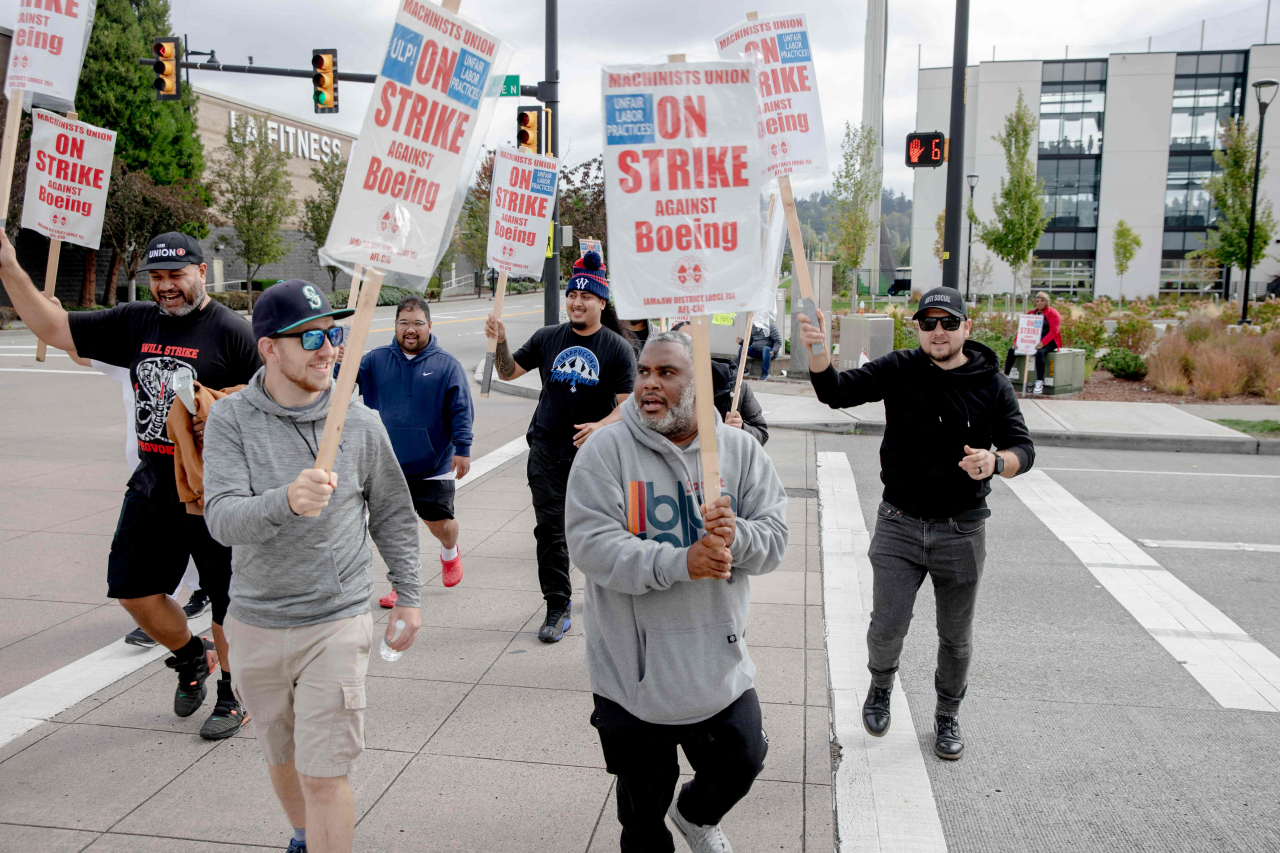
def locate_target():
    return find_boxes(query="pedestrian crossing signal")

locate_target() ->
[152,38,181,102]
[905,132,945,168]
[312,49,338,114]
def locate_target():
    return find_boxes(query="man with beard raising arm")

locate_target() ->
[566,331,788,853]
[798,286,1034,760]
[485,251,636,643]
[0,230,259,739]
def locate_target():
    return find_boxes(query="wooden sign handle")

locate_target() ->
[480,269,509,397]
[346,263,365,308]
[308,268,384,511]
[730,311,753,414]
[779,175,824,355]
[689,316,721,503]
[36,110,76,363]
[0,95,23,230]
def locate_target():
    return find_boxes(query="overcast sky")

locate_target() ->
[9,0,1275,199]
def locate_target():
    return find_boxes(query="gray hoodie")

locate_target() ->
[203,368,422,629]
[566,397,789,725]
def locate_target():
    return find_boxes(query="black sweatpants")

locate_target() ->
[591,689,768,853]
[527,441,574,609]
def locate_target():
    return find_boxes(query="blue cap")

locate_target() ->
[251,280,354,341]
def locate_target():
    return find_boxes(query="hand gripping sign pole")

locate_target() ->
[480,270,508,397]
[779,175,823,355]
[35,110,78,362]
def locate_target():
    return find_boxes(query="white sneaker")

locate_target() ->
[667,797,733,853]
[1033,380,1044,395]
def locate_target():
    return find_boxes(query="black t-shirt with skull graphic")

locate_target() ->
[69,299,261,503]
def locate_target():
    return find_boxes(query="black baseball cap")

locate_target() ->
[138,232,204,271]
[252,280,354,341]
[913,286,968,320]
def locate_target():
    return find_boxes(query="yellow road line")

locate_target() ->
[369,308,542,334]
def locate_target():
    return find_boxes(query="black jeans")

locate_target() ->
[866,501,987,716]
[1003,340,1058,381]
[527,442,574,609]
[591,689,768,853]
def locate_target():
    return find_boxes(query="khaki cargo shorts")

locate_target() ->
[225,611,373,778]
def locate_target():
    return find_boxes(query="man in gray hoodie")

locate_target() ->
[566,331,789,853]
[203,281,423,853]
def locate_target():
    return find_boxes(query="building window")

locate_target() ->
[1040,61,1106,156]
[1159,258,1224,295]
[1169,52,1245,151]
[1032,259,1095,297]
[1039,158,1100,227]
[1165,154,1218,227]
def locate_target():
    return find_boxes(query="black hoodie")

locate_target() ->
[810,340,1034,520]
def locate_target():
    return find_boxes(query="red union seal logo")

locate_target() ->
[769,142,779,158]
[671,255,705,294]
[176,248,185,256]
[780,139,791,156]
[377,204,404,237]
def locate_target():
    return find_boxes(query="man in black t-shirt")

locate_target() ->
[485,251,636,643]
[0,230,260,740]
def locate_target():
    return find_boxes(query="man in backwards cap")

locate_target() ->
[798,287,1035,761]
[0,230,259,740]
[203,281,423,853]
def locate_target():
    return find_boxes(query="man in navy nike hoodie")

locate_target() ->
[349,295,473,598]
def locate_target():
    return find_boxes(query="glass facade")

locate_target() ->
[1036,60,1105,287]
[1163,51,1246,290]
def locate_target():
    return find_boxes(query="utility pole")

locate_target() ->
[941,0,970,290]
[542,0,560,327]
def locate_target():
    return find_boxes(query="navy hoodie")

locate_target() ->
[355,335,474,479]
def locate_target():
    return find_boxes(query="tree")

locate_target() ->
[829,122,881,270]
[456,148,495,271]
[1191,117,1277,279]
[933,212,946,269]
[971,253,995,297]
[300,155,346,289]
[970,90,1049,299]
[1112,219,1142,305]
[558,156,607,278]
[208,119,296,284]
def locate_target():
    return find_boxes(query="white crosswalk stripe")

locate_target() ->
[817,451,947,853]
[1005,470,1280,713]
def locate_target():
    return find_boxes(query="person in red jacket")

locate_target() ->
[1003,291,1063,395]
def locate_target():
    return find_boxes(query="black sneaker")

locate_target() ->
[200,679,248,740]
[166,637,216,718]
[285,839,307,853]
[537,601,571,643]
[124,627,157,648]
[183,589,210,619]
[935,714,964,760]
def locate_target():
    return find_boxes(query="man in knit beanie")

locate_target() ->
[485,252,637,642]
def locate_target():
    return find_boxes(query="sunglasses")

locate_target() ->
[917,316,964,332]
[273,326,347,350]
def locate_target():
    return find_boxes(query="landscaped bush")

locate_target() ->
[1190,342,1246,399]
[208,292,252,311]
[1109,314,1156,355]
[1145,317,1280,400]
[1146,334,1192,395]
[967,305,1015,355]
[1056,301,1107,357]
[0,306,17,329]
[1098,347,1147,380]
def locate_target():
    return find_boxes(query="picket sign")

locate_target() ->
[346,263,365,309]
[0,98,23,229]
[34,110,78,362]
[309,0,465,490]
[480,269,508,397]
[729,192,778,412]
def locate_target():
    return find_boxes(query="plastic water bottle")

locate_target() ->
[380,619,405,662]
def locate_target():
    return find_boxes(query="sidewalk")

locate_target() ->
[480,365,1280,455]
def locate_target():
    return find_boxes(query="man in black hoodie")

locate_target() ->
[799,286,1033,761]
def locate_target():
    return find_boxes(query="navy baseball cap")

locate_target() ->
[252,280,354,341]
[138,232,204,271]
[913,286,968,320]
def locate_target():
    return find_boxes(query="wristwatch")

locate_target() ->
[991,454,1005,477]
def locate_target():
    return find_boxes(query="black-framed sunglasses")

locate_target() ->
[273,326,347,350]
[917,316,964,332]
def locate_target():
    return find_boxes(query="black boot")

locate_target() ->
[862,684,891,737]
[934,714,963,760]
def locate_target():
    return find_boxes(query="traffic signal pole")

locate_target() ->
[941,0,969,291]
[541,0,561,327]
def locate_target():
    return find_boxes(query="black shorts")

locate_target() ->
[106,488,232,624]
[407,478,456,522]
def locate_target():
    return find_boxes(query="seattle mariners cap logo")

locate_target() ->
[303,285,322,309]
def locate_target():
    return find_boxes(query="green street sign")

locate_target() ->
[501,75,520,97]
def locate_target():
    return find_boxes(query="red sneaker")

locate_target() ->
[442,548,463,588]
[379,590,398,609]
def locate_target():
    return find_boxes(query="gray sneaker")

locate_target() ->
[667,793,733,853]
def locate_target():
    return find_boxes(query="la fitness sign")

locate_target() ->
[227,110,347,163]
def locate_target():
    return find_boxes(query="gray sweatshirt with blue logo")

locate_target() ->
[565,397,789,724]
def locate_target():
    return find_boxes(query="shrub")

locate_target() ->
[1191,342,1246,399]
[967,305,1015,356]
[1098,347,1147,380]
[208,292,252,311]
[1146,334,1191,395]
[1058,303,1107,357]
[0,306,18,329]
[1233,334,1276,396]
[1127,298,1153,317]
[1153,301,1180,319]
[1109,315,1156,355]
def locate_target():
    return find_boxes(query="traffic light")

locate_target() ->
[152,37,180,101]
[905,132,945,168]
[312,49,338,114]
[517,106,552,155]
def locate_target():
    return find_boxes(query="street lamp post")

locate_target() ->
[1242,78,1278,324]
[965,174,978,301]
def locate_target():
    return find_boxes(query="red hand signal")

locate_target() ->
[908,137,924,164]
